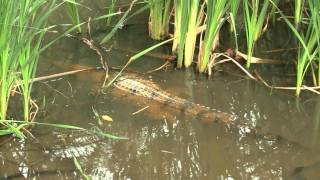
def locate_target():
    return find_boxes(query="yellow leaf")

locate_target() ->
[101,115,113,122]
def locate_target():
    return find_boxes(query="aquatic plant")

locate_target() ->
[65,0,82,33]
[172,0,182,53]
[0,0,59,136]
[295,0,320,95]
[197,0,229,72]
[106,0,118,26]
[229,0,241,31]
[148,0,171,40]
[176,0,189,68]
[101,0,145,44]
[243,0,269,69]
[295,0,305,28]
[269,0,320,96]
[269,0,279,24]
[184,0,200,67]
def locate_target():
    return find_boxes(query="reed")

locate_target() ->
[295,0,320,95]
[0,0,59,136]
[294,0,304,28]
[184,0,200,67]
[0,0,17,123]
[100,0,144,44]
[269,0,320,96]
[176,0,189,68]
[229,0,241,31]
[65,0,82,33]
[243,0,269,68]
[148,0,171,40]
[172,0,182,53]
[270,0,279,24]
[197,0,228,72]
[106,0,117,26]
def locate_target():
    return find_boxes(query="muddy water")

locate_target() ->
[1,2,320,180]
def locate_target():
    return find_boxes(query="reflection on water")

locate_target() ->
[1,5,320,180]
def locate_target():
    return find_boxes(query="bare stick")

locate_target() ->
[145,61,171,74]
[14,67,100,87]
[236,50,294,64]
[132,106,149,115]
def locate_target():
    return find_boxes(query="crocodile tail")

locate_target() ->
[196,110,234,125]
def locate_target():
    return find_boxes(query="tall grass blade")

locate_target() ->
[184,0,200,67]
[148,0,171,40]
[243,0,269,68]
[65,0,82,33]
[198,0,228,72]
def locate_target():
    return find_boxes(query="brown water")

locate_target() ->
[1,1,320,180]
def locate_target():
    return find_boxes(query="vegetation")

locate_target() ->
[146,0,320,95]
[2,0,320,139]
[0,0,60,137]
[197,0,228,72]
[0,0,126,137]
[148,0,171,40]
[243,0,269,68]
[66,0,82,33]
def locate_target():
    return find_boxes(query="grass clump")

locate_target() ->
[243,0,269,68]
[197,0,229,72]
[0,0,59,136]
[148,0,171,40]
[65,0,82,33]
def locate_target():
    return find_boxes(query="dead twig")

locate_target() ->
[236,50,293,64]
[15,67,100,87]
[132,106,149,115]
[211,53,256,80]
[29,98,39,122]
[255,71,320,94]
[144,61,171,74]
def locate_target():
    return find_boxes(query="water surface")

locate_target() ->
[1,1,320,179]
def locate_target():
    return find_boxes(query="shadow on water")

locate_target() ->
[1,2,320,180]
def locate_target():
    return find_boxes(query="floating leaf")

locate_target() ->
[101,115,113,122]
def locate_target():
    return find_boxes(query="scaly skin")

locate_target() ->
[113,74,234,125]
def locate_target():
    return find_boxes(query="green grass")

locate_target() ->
[243,0,269,69]
[148,0,171,40]
[198,0,229,72]
[0,0,126,137]
[270,0,320,96]
[0,0,60,136]
[176,0,189,68]
[106,0,118,26]
[184,0,200,67]
[65,0,82,33]
[172,0,182,53]
[229,0,241,31]
[295,0,305,28]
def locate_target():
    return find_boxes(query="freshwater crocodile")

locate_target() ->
[111,74,234,125]
[50,62,310,144]
[108,73,311,147]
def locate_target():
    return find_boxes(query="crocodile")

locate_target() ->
[49,61,234,125]
[111,74,234,125]
[47,61,320,160]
